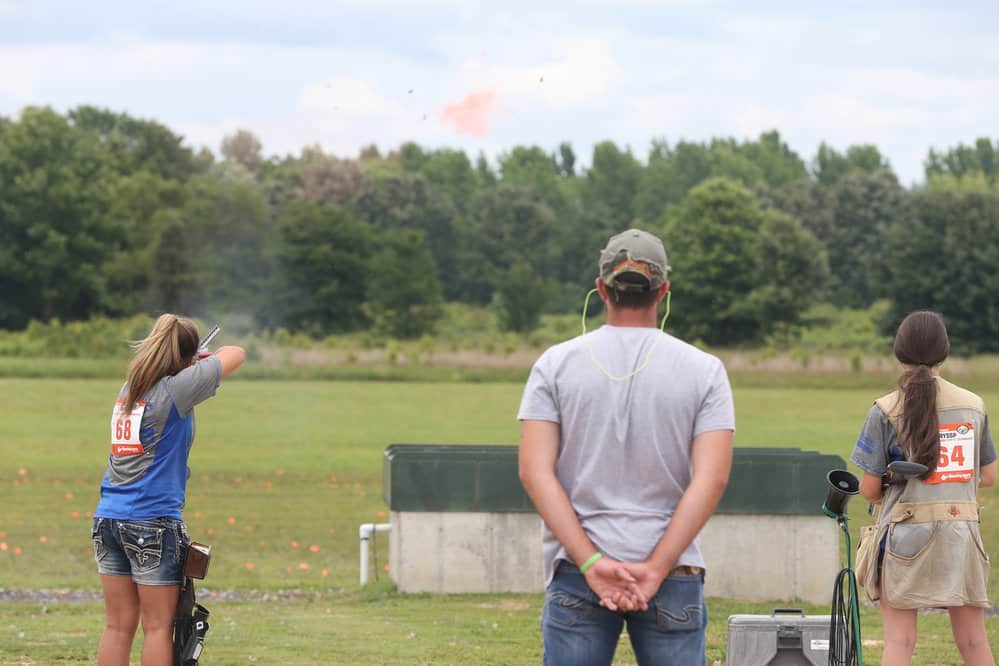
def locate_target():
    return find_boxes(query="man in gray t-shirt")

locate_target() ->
[518,229,734,666]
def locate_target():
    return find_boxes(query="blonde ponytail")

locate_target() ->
[123,314,199,412]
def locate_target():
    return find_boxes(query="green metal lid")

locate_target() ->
[383,444,532,512]
[383,444,846,515]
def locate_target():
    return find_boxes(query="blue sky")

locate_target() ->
[1,1,996,184]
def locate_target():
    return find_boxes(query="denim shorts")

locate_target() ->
[92,517,189,585]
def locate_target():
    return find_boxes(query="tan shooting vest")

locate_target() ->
[863,377,990,608]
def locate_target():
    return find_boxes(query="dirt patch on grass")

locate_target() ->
[261,346,999,377]
[471,599,532,611]
[0,588,347,604]
[4,589,997,618]
[265,347,543,369]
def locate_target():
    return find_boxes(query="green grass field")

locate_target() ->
[1,378,996,664]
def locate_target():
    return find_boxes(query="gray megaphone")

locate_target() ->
[822,469,860,517]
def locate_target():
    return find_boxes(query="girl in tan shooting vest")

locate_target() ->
[850,311,997,666]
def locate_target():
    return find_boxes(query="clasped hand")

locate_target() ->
[583,558,664,612]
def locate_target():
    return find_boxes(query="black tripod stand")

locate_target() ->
[822,469,862,666]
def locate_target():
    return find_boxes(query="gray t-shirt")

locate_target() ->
[517,325,735,585]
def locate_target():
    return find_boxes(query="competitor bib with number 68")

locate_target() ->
[111,398,146,456]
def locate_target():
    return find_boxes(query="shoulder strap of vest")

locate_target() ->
[937,377,985,485]
[876,378,985,416]
[935,377,986,414]
[874,391,901,419]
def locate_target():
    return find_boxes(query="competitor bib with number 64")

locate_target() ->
[111,399,146,456]
[925,422,975,484]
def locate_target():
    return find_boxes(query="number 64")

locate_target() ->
[938,444,965,468]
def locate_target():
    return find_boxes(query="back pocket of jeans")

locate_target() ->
[117,521,164,573]
[654,580,704,632]
[545,589,594,629]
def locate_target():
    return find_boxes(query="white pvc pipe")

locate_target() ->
[359,522,392,585]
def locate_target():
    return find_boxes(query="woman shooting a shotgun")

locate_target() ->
[850,311,996,665]
[91,315,244,666]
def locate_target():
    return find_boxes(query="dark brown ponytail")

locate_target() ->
[892,311,949,476]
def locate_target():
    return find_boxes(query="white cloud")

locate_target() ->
[0,39,451,159]
[177,82,447,160]
[0,5,996,185]
[479,37,621,110]
[802,94,927,133]
[0,52,35,100]
[576,0,700,6]
[300,79,401,118]
[630,93,693,131]
[733,105,788,138]
[125,42,205,70]
[719,13,819,44]
[291,79,449,157]
[847,67,999,107]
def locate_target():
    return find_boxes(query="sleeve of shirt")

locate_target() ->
[980,413,997,466]
[165,356,222,417]
[850,405,889,475]
[692,359,735,436]
[517,354,560,423]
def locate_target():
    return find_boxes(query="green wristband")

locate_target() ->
[579,551,603,574]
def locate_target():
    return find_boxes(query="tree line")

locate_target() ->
[1,105,998,351]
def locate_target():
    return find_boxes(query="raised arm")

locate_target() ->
[212,345,245,379]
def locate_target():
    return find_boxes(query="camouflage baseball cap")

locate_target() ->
[599,229,670,292]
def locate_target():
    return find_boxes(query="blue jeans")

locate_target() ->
[92,517,189,585]
[542,561,707,666]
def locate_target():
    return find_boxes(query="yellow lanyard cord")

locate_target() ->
[580,289,671,382]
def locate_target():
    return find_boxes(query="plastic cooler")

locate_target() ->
[727,609,831,665]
